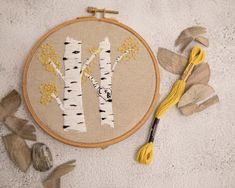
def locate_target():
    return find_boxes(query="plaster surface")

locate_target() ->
[0,0,234,188]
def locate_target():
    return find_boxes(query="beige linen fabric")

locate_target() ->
[26,20,157,143]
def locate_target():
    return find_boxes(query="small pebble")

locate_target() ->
[32,143,53,172]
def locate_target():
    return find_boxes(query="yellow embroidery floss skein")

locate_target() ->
[136,46,206,165]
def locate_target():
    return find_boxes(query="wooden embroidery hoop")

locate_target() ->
[22,10,160,148]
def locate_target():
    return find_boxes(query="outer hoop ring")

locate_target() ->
[22,16,160,148]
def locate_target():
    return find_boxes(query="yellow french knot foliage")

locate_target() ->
[39,44,62,74]
[40,83,58,105]
[118,37,139,61]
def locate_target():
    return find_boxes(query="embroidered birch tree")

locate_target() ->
[39,39,101,132]
[39,39,86,132]
[62,37,86,132]
[39,36,138,131]
[62,37,101,132]
[97,38,114,127]
[97,37,139,127]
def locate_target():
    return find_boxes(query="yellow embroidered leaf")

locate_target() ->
[40,83,58,105]
[39,44,62,75]
[118,37,139,61]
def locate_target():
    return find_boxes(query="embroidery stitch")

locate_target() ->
[39,44,62,77]
[38,36,139,131]
[40,83,64,111]
[63,37,86,132]
[97,37,139,127]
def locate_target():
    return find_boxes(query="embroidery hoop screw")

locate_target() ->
[87,7,119,18]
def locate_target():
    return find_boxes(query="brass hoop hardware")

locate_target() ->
[87,7,119,18]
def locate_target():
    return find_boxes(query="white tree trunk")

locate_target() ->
[98,37,114,127]
[62,37,86,132]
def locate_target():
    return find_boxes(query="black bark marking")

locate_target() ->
[63,57,68,60]
[64,86,70,89]
[72,51,80,54]
[104,72,110,75]
[99,109,106,112]
[77,122,84,124]
[62,113,67,116]
[106,50,111,53]
[65,68,70,71]
[77,113,82,115]
[63,125,70,129]
[101,118,106,120]
[70,104,77,107]
[73,66,78,69]
[107,99,112,102]
[100,59,104,60]
[63,98,68,101]
[64,42,69,45]
[67,90,72,92]
[101,77,106,80]
[70,81,77,84]
[77,94,82,96]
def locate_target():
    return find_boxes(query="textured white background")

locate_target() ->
[0,0,235,188]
